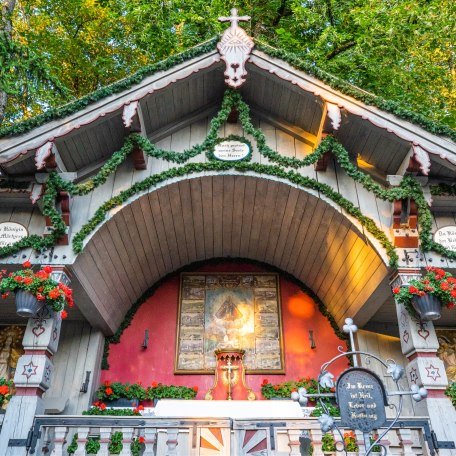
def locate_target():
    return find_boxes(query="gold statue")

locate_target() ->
[221,359,239,400]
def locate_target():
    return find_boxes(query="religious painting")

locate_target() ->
[175,273,284,373]
[436,328,456,382]
[0,325,25,381]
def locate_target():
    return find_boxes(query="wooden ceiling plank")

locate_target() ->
[114,208,149,292]
[312,217,351,292]
[305,212,346,287]
[130,199,162,285]
[239,175,256,258]
[178,180,198,263]
[222,175,235,256]
[257,180,282,261]
[86,241,128,311]
[94,225,136,302]
[246,178,268,260]
[188,178,205,262]
[297,203,338,286]
[105,214,143,296]
[212,175,224,258]
[200,176,214,259]
[277,190,311,270]
[230,176,247,258]
[138,192,167,277]
[288,197,325,276]
[263,183,290,265]
[157,186,184,269]
[189,118,209,163]
[317,227,362,302]
[272,186,300,266]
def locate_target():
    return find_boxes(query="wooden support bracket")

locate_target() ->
[392,199,418,247]
[122,101,148,170]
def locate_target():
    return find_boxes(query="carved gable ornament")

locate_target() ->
[217,9,254,88]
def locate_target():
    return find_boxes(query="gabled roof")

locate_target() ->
[0,36,455,181]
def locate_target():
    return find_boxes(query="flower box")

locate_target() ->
[105,398,139,408]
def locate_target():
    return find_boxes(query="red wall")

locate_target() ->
[101,262,349,398]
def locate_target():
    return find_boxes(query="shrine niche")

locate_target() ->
[175,273,284,374]
[0,325,25,380]
[436,328,456,382]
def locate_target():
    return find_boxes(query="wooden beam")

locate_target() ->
[123,101,148,170]
[35,142,67,172]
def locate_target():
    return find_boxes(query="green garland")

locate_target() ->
[101,257,348,370]
[1,89,456,267]
[430,183,456,197]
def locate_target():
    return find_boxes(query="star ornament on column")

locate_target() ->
[409,367,418,384]
[22,361,38,379]
[425,364,441,381]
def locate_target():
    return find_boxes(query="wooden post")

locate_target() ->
[0,267,70,456]
[391,269,456,452]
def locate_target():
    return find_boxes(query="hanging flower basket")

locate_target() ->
[411,294,442,321]
[0,261,73,319]
[15,289,45,318]
[393,266,456,321]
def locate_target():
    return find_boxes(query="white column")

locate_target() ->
[391,269,456,455]
[0,267,69,456]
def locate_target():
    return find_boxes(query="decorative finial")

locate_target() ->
[217,9,254,89]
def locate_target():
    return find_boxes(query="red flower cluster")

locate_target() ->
[192,386,198,392]
[0,385,10,395]
[133,404,144,414]
[261,379,269,386]
[105,387,113,396]
[138,436,145,444]
[93,401,107,410]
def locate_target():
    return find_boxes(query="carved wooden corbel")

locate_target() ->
[122,101,147,170]
[392,198,418,248]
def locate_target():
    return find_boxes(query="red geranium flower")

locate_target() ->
[105,387,113,396]
[448,302,456,309]
[408,286,419,294]
[48,288,60,299]
[61,310,68,319]
[192,386,198,392]
[43,266,52,274]
[22,260,32,268]
[440,282,450,291]
[1,293,9,299]
[261,379,269,386]
[0,385,10,395]
[151,381,158,388]
[138,436,145,444]
[104,380,111,387]
[36,293,45,301]
[23,277,33,285]
[273,385,279,391]
[392,287,400,294]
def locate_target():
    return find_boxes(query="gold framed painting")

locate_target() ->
[175,273,285,374]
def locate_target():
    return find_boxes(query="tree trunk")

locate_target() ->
[0,0,17,125]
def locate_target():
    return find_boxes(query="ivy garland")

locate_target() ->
[430,183,456,197]
[1,89,456,267]
[102,257,348,370]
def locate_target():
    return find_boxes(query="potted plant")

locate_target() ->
[0,378,14,412]
[108,431,123,455]
[131,436,145,456]
[343,431,358,456]
[96,381,147,407]
[261,377,330,401]
[370,435,382,456]
[321,433,336,456]
[83,401,144,416]
[147,382,198,405]
[393,266,456,321]
[0,261,73,318]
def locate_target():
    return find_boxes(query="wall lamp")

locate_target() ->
[309,330,316,349]
[142,329,149,349]
[80,371,91,393]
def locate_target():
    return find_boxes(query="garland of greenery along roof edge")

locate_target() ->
[1,89,456,267]
[255,42,456,143]
[101,257,349,370]
[1,37,455,145]
[430,183,456,197]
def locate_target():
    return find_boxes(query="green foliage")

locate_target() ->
[96,381,147,401]
[0,377,14,406]
[430,184,456,197]
[85,437,100,455]
[82,405,142,416]
[310,402,340,418]
[261,377,330,399]
[321,433,336,452]
[108,431,123,455]
[131,437,145,456]
[66,433,78,454]
[445,382,456,409]
[147,383,198,400]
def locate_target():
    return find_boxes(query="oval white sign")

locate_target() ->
[0,222,28,248]
[214,141,250,161]
[434,225,456,252]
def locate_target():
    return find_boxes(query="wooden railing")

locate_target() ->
[28,415,434,455]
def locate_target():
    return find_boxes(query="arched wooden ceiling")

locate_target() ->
[70,174,390,334]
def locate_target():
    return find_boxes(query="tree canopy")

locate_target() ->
[1,0,455,128]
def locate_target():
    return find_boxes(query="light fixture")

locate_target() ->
[142,329,149,349]
[309,330,316,349]
[80,371,91,393]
